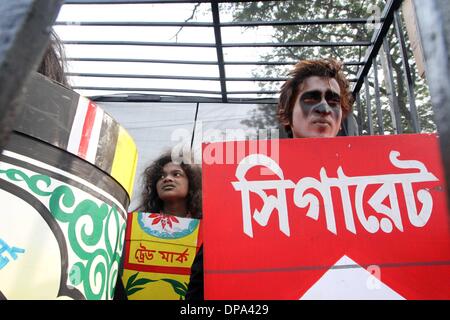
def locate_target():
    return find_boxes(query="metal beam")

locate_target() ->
[0,0,64,152]
[373,57,384,134]
[66,57,220,65]
[62,0,314,4]
[65,57,364,66]
[64,0,210,4]
[55,18,378,28]
[72,86,279,95]
[393,10,420,132]
[62,40,371,48]
[69,73,222,81]
[63,40,218,47]
[355,92,364,135]
[66,72,289,82]
[55,21,213,27]
[66,72,357,83]
[382,37,402,134]
[352,0,403,95]
[73,86,223,95]
[211,0,227,102]
[190,102,200,149]
[221,41,371,48]
[364,76,374,135]
[90,93,278,104]
[414,0,450,214]
[220,18,381,27]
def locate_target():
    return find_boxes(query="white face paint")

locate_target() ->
[290,76,343,138]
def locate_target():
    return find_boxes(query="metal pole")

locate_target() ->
[382,37,403,134]
[373,57,384,134]
[355,93,364,135]
[190,102,200,150]
[364,76,374,135]
[211,0,227,103]
[414,0,450,214]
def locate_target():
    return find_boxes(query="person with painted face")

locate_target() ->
[278,58,353,139]
[186,58,353,301]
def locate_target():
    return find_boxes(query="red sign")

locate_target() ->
[202,134,450,299]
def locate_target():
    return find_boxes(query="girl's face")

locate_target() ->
[156,162,189,202]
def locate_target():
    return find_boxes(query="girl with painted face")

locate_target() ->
[136,152,202,218]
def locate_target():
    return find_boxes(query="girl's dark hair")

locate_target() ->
[135,152,202,219]
[38,29,69,87]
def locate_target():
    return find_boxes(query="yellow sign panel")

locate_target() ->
[122,212,202,300]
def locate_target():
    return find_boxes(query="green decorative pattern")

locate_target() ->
[125,272,158,296]
[161,278,188,300]
[0,166,126,300]
[124,272,188,299]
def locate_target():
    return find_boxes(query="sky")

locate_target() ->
[54,2,279,98]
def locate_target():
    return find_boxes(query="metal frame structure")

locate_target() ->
[54,0,420,140]
[55,0,425,138]
[56,0,402,105]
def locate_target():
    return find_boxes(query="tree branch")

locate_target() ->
[170,2,201,41]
